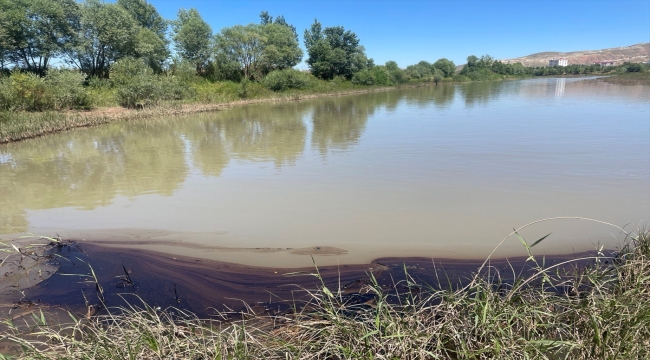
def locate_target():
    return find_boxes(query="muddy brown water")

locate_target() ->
[0,78,648,314]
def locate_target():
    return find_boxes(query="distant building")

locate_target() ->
[549,58,568,67]
[594,60,616,67]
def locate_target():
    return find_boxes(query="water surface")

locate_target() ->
[1,78,648,267]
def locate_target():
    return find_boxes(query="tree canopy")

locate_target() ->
[1,0,79,74]
[66,0,142,78]
[171,8,212,73]
[304,19,369,80]
[214,15,302,80]
[433,58,456,78]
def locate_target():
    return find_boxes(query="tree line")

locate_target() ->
[1,0,647,111]
[0,0,459,82]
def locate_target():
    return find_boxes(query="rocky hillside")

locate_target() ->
[501,43,649,67]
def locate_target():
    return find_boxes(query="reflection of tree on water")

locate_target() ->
[199,103,309,169]
[0,124,188,233]
[402,84,456,109]
[457,80,521,107]
[185,119,229,177]
[311,97,372,155]
[431,83,455,108]
[1,84,465,233]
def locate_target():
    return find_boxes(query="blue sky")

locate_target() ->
[146,0,650,67]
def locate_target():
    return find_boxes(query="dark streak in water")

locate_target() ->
[15,243,600,318]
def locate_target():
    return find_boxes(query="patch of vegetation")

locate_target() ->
[3,227,649,359]
[0,70,90,111]
[601,70,650,85]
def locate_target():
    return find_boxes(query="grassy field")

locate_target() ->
[2,227,648,359]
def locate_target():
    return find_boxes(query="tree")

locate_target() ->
[117,0,166,40]
[433,58,456,78]
[260,11,298,42]
[117,0,168,70]
[259,23,302,74]
[1,0,80,74]
[133,27,168,72]
[303,19,368,80]
[214,22,302,80]
[214,24,264,80]
[172,8,212,73]
[385,61,398,72]
[67,0,140,78]
[0,1,13,70]
[257,11,301,73]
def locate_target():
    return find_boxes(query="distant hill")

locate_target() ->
[501,43,650,67]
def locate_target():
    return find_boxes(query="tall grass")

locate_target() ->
[2,227,649,359]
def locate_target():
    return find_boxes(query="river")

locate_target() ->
[1,77,648,268]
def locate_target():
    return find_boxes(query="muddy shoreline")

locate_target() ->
[1,240,603,321]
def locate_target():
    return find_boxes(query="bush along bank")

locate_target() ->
[2,228,649,359]
[3,57,649,144]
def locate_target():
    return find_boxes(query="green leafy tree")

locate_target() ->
[304,19,368,80]
[117,0,166,40]
[67,0,140,78]
[1,0,80,74]
[171,8,212,73]
[133,27,168,72]
[117,0,169,70]
[259,11,298,42]
[214,24,264,80]
[259,23,302,74]
[257,12,302,74]
[385,61,398,72]
[214,22,302,80]
[0,1,13,70]
[433,58,456,78]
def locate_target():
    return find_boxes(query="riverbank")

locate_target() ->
[600,71,650,85]
[2,229,648,359]
[0,82,426,144]
[4,70,646,145]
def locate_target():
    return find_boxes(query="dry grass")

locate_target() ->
[2,225,649,359]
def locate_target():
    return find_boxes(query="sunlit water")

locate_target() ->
[1,78,648,267]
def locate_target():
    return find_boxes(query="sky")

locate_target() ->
[146,0,650,67]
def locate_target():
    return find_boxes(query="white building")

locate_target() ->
[549,58,568,67]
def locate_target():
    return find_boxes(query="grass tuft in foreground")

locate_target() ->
[2,229,649,359]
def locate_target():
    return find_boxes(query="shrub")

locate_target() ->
[45,69,90,110]
[370,66,391,86]
[388,68,409,84]
[262,69,312,91]
[88,76,111,90]
[351,69,375,86]
[170,60,200,85]
[0,71,50,111]
[111,58,194,108]
[626,63,642,73]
